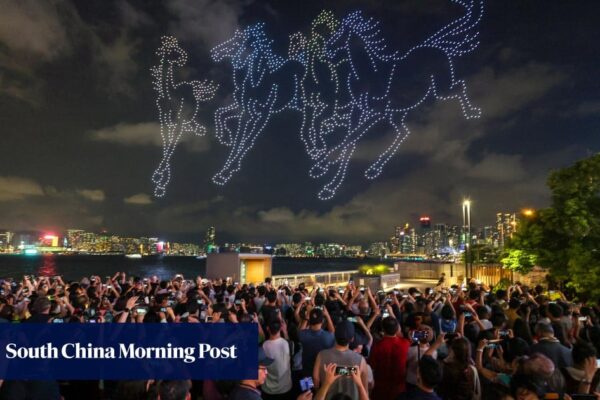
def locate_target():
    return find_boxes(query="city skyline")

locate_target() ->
[0,1,598,243]
[0,207,524,254]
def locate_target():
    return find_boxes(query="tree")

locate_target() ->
[463,243,501,264]
[505,154,600,299]
[500,249,537,274]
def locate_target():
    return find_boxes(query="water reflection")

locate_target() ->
[38,254,57,277]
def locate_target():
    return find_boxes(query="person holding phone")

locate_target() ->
[313,320,368,399]
[299,308,335,379]
[314,363,368,400]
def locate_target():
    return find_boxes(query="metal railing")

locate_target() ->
[272,264,547,289]
[272,270,357,288]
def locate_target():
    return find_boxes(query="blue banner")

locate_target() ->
[0,323,258,380]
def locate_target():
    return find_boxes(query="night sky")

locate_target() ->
[0,0,598,244]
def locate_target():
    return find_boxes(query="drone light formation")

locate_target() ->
[150,36,218,197]
[210,23,304,186]
[152,0,483,200]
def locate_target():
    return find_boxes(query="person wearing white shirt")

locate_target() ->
[262,319,293,399]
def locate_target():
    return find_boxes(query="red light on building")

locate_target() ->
[420,216,431,228]
[41,234,59,247]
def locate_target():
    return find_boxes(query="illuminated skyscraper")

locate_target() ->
[368,242,389,258]
[204,226,216,254]
[67,229,84,249]
[0,231,13,252]
[496,213,517,248]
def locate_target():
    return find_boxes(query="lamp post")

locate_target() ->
[462,199,472,280]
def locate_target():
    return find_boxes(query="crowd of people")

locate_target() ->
[0,272,599,400]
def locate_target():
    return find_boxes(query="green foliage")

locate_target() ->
[358,264,391,275]
[506,154,600,299]
[501,249,537,274]
[492,278,512,293]
[461,244,501,264]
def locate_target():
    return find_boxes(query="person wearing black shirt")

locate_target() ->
[397,356,443,400]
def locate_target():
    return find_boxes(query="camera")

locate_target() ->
[347,316,358,323]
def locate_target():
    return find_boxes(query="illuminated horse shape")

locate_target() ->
[312,1,483,200]
[290,11,351,160]
[150,36,218,197]
[211,23,304,185]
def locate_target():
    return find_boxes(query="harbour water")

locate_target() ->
[0,254,394,281]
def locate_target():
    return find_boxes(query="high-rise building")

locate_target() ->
[0,231,13,252]
[432,223,448,251]
[204,227,216,253]
[66,229,84,249]
[344,245,362,257]
[482,226,495,246]
[274,243,303,257]
[496,213,517,248]
[418,216,432,255]
[316,243,344,258]
[447,225,461,250]
[303,242,315,257]
[368,242,389,258]
[400,227,417,254]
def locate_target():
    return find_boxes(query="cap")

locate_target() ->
[258,347,274,367]
[308,308,324,325]
[335,320,355,343]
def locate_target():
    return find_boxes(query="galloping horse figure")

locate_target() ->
[311,0,483,200]
[150,36,218,197]
[291,10,351,160]
[211,23,304,185]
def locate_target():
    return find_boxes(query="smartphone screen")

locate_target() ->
[335,366,357,376]
[299,377,314,392]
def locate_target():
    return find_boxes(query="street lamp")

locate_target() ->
[522,208,535,217]
[462,199,472,280]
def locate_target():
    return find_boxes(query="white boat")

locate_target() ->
[125,254,142,259]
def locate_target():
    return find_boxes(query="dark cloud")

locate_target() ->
[89,122,211,152]
[166,0,250,47]
[124,193,152,205]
